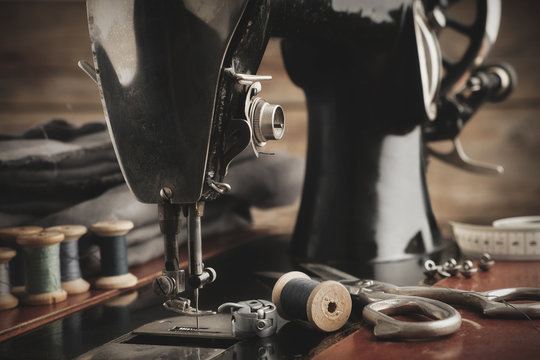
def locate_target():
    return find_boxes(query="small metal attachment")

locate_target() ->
[250,97,285,145]
[163,297,215,316]
[478,253,495,271]
[218,299,277,338]
[427,6,446,31]
[237,74,285,157]
[159,187,173,200]
[424,260,440,278]
[443,258,460,277]
[153,275,176,297]
[459,260,478,278]
[77,60,98,84]
[428,138,504,175]
[234,73,273,86]
[209,180,231,194]
[424,259,450,279]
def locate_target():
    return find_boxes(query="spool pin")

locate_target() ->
[91,220,137,290]
[0,247,19,310]
[0,226,43,295]
[272,271,352,332]
[16,231,67,305]
[46,225,90,295]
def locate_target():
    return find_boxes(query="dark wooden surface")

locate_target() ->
[313,261,540,360]
[0,228,275,342]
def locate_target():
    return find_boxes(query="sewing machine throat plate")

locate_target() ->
[133,314,235,339]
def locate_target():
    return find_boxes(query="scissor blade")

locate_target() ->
[300,263,360,282]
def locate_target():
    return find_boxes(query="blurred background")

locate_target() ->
[0,0,539,237]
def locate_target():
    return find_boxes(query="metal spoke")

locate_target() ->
[446,17,473,36]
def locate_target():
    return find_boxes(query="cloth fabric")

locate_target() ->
[0,120,304,274]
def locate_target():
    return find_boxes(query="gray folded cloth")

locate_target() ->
[0,120,305,273]
[0,121,124,214]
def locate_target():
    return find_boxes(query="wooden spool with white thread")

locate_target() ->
[0,247,19,310]
[0,226,43,295]
[46,225,90,295]
[91,220,137,289]
[16,231,67,305]
[272,271,352,332]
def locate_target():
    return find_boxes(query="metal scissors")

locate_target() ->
[300,263,540,340]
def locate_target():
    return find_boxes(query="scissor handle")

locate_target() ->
[480,287,540,317]
[362,295,462,339]
[393,286,540,318]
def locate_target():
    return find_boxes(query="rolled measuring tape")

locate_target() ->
[451,216,540,260]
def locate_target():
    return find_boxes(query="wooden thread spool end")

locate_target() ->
[91,220,137,290]
[90,220,134,237]
[0,226,43,296]
[0,247,19,310]
[46,225,90,295]
[16,231,67,305]
[0,226,44,243]
[272,271,352,332]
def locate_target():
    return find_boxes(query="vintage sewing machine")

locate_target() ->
[81,0,515,338]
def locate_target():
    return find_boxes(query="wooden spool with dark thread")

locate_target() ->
[46,225,90,295]
[0,247,19,310]
[16,231,67,305]
[91,220,137,289]
[272,271,352,332]
[0,226,43,295]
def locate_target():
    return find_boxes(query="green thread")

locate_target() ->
[23,244,61,294]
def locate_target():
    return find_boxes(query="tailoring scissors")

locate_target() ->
[301,263,540,340]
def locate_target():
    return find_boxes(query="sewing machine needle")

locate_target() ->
[194,288,199,330]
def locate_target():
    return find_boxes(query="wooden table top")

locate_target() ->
[313,261,540,360]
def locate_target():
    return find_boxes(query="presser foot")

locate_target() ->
[163,297,216,316]
[136,299,277,339]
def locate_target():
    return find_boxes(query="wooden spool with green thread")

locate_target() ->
[0,226,43,295]
[16,231,67,305]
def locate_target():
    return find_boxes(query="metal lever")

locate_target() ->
[77,60,98,84]
[428,138,504,175]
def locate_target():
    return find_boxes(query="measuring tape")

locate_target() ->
[451,216,540,260]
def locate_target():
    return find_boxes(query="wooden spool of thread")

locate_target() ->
[16,231,67,305]
[272,271,352,332]
[0,247,19,310]
[46,225,90,295]
[91,220,137,289]
[0,226,43,295]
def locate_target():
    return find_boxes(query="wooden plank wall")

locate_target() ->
[0,1,538,234]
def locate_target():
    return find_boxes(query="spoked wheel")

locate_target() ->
[436,0,501,96]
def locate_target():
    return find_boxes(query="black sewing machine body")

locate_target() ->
[87,0,474,274]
